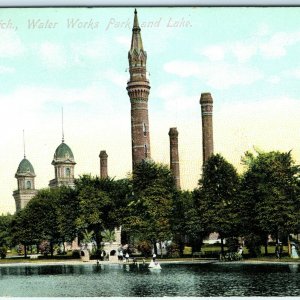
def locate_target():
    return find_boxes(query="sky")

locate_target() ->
[1,7,300,214]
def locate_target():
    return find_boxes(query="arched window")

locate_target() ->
[26,181,31,189]
[144,145,147,158]
[143,123,147,136]
[66,167,71,177]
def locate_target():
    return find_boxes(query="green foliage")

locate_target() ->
[75,175,130,248]
[124,161,175,250]
[39,240,51,256]
[0,213,13,248]
[0,246,7,259]
[244,233,262,257]
[240,150,300,247]
[137,240,152,257]
[166,242,180,258]
[82,229,94,244]
[226,237,239,253]
[196,154,240,251]
[101,229,115,243]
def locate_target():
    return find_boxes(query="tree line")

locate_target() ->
[1,149,300,258]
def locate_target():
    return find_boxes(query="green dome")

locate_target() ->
[17,158,35,175]
[54,142,74,160]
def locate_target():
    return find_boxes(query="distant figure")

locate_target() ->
[275,244,280,259]
[238,246,243,255]
[125,252,129,262]
[118,250,123,262]
[153,253,157,262]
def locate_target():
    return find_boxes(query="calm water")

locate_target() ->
[0,262,300,297]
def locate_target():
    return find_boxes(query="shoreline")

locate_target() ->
[1,258,300,267]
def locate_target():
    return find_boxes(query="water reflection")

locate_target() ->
[0,262,300,297]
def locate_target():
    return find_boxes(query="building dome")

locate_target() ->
[54,142,74,161]
[16,158,35,175]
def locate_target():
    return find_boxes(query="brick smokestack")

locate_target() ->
[99,150,108,179]
[200,93,214,165]
[169,127,181,189]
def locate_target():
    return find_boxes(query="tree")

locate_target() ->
[240,150,300,255]
[54,186,80,246]
[11,189,64,257]
[171,190,206,255]
[196,154,240,254]
[123,160,175,255]
[75,175,115,249]
[0,213,13,258]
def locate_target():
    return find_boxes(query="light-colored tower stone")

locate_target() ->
[99,150,108,179]
[127,9,151,169]
[49,139,76,188]
[13,157,38,212]
[200,93,214,165]
[168,127,181,189]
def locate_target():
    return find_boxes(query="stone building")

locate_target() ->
[13,156,38,213]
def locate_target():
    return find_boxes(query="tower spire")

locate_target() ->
[129,9,144,59]
[62,107,64,143]
[23,129,26,158]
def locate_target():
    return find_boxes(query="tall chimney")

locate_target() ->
[168,127,181,189]
[99,150,108,179]
[200,93,214,165]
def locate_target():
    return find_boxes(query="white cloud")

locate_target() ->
[104,69,128,88]
[230,42,257,62]
[115,36,131,48]
[259,32,300,58]
[70,38,108,61]
[201,45,225,61]
[0,30,25,58]
[156,81,198,114]
[284,68,300,80]
[199,30,300,63]
[267,75,280,84]
[39,42,67,69]
[164,60,263,89]
[0,65,15,74]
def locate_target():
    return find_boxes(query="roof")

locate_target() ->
[16,158,35,175]
[53,142,74,161]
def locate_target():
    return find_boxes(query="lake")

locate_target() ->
[0,262,300,297]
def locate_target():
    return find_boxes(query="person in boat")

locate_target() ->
[152,253,156,262]
[125,252,129,262]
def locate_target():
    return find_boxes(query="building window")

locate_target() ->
[143,123,147,136]
[144,145,147,158]
[66,167,71,177]
[26,181,31,189]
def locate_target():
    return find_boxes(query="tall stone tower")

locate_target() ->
[168,127,181,189]
[13,156,38,212]
[49,138,76,188]
[200,93,214,165]
[99,150,108,179]
[127,9,151,169]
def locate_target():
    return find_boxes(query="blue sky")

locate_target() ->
[1,7,300,213]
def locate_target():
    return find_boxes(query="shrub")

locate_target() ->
[226,237,239,253]
[166,243,180,258]
[39,241,51,256]
[72,250,80,258]
[0,246,7,259]
[137,241,152,257]
[244,234,261,257]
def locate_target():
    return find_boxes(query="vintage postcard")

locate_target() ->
[0,6,300,297]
